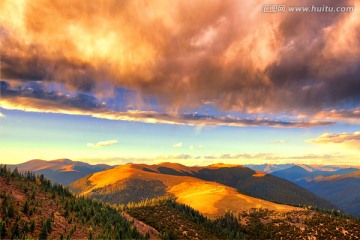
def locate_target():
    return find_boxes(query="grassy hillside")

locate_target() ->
[237,208,360,239]
[125,198,246,240]
[0,165,145,239]
[69,164,298,218]
[125,197,360,240]
[191,166,336,210]
[9,159,112,185]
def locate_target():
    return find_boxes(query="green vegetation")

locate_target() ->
[125,197,246,240]
[125,197,360,240]
[0,165,146,239]
[238,208,360,239]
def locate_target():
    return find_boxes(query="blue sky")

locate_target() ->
[1,108,359,165]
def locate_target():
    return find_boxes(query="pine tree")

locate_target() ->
[39,222,48,240]
[0,221,7,238]
[10,221,20,239]
[22,200,29,214]
[30,219,35,232]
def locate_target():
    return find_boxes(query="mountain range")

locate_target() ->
[10,159,360,218]
[2,163,359,240]
[271,165,359,183]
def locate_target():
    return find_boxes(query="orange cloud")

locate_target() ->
[308,131,360,151]
[1,0,359,113]
[308,132,360,144]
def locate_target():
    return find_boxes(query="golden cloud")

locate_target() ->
[307,131,360,152]
[308,132,360,144]
[1,0,359,112]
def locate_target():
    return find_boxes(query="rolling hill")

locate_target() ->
[69,163,336,218]
[9,159,112,185]
[141,163,337,210]
[69,163,299,218]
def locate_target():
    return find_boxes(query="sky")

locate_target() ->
[1,0,360,165]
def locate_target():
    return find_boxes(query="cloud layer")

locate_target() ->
[1,0,360,115]
[308,131,360,151]
[0,94,332,128]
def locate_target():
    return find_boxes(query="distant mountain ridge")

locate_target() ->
[306,172,360,218]
[244,164,294,173]
[245,163,360,173]
[271,165,360,183]
[8,159,112,185]
[270,165,360,217]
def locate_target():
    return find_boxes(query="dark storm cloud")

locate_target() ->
[267,6,360,110]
